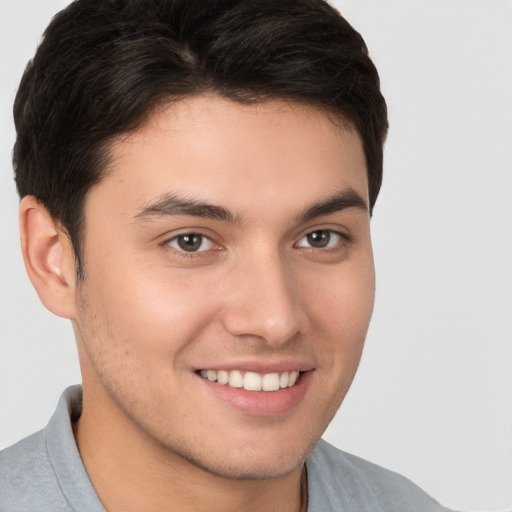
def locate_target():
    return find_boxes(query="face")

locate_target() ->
[72,95,375,480]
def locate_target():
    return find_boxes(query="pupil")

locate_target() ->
[307,230,330,248]
[178,234,202,251]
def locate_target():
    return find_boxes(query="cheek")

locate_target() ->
[74,270,222,424]
[308,255,375,334]
[77,262,221,370]
[305,255,375,380]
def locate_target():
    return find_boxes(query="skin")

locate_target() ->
[20,95,375,512]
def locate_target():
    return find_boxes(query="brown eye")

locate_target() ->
[168,233,213,253]
[306,230,331,248]
[296,229,344,249]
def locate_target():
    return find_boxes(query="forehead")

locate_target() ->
[88,94,368,219]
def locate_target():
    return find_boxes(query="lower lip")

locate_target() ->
[197,371,314,416]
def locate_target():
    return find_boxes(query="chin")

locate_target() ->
[171,440,312,481]
[187,454,304,481]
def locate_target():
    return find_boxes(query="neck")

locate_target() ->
[73,386,307,512]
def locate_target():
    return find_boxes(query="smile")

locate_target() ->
[198,369,301,392]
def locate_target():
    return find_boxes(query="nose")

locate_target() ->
[221,249,308,347]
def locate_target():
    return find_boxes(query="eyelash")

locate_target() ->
[162,228,349,257]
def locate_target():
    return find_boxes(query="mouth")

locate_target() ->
[197,369,302,392]
[195,366,313,416]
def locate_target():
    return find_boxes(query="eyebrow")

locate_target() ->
[133,187,368,225]
[296,188,368,223]
[133,193,241,224]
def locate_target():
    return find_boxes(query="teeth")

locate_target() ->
[243,372,261,391]
[199,369,301,391]
[262,373,280,391]
[217,370,229,385]
[229,370,244,388]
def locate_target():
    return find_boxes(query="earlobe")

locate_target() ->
[19,196,77,319]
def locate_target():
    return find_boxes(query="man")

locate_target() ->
[0,0,451,510]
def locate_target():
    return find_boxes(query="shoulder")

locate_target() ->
[0,386,99,512]
[306,439,452,512]
[0,429,71,512]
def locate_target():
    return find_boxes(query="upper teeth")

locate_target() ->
[199,369,300,392]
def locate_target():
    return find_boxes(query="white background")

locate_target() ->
[1,1,511,510]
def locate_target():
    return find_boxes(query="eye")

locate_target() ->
[166,233,214,253]
[296,229,345,249]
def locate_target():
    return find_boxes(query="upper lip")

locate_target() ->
[194,358,316,374]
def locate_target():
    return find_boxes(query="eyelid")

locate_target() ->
[159,225,218,244]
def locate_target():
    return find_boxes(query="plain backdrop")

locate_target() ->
[1,1,511,510]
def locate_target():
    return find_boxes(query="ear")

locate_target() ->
[19,196,78,319]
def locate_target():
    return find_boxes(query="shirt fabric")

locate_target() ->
[0,386,450,511]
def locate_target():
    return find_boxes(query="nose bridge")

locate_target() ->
[222,246,306,345]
